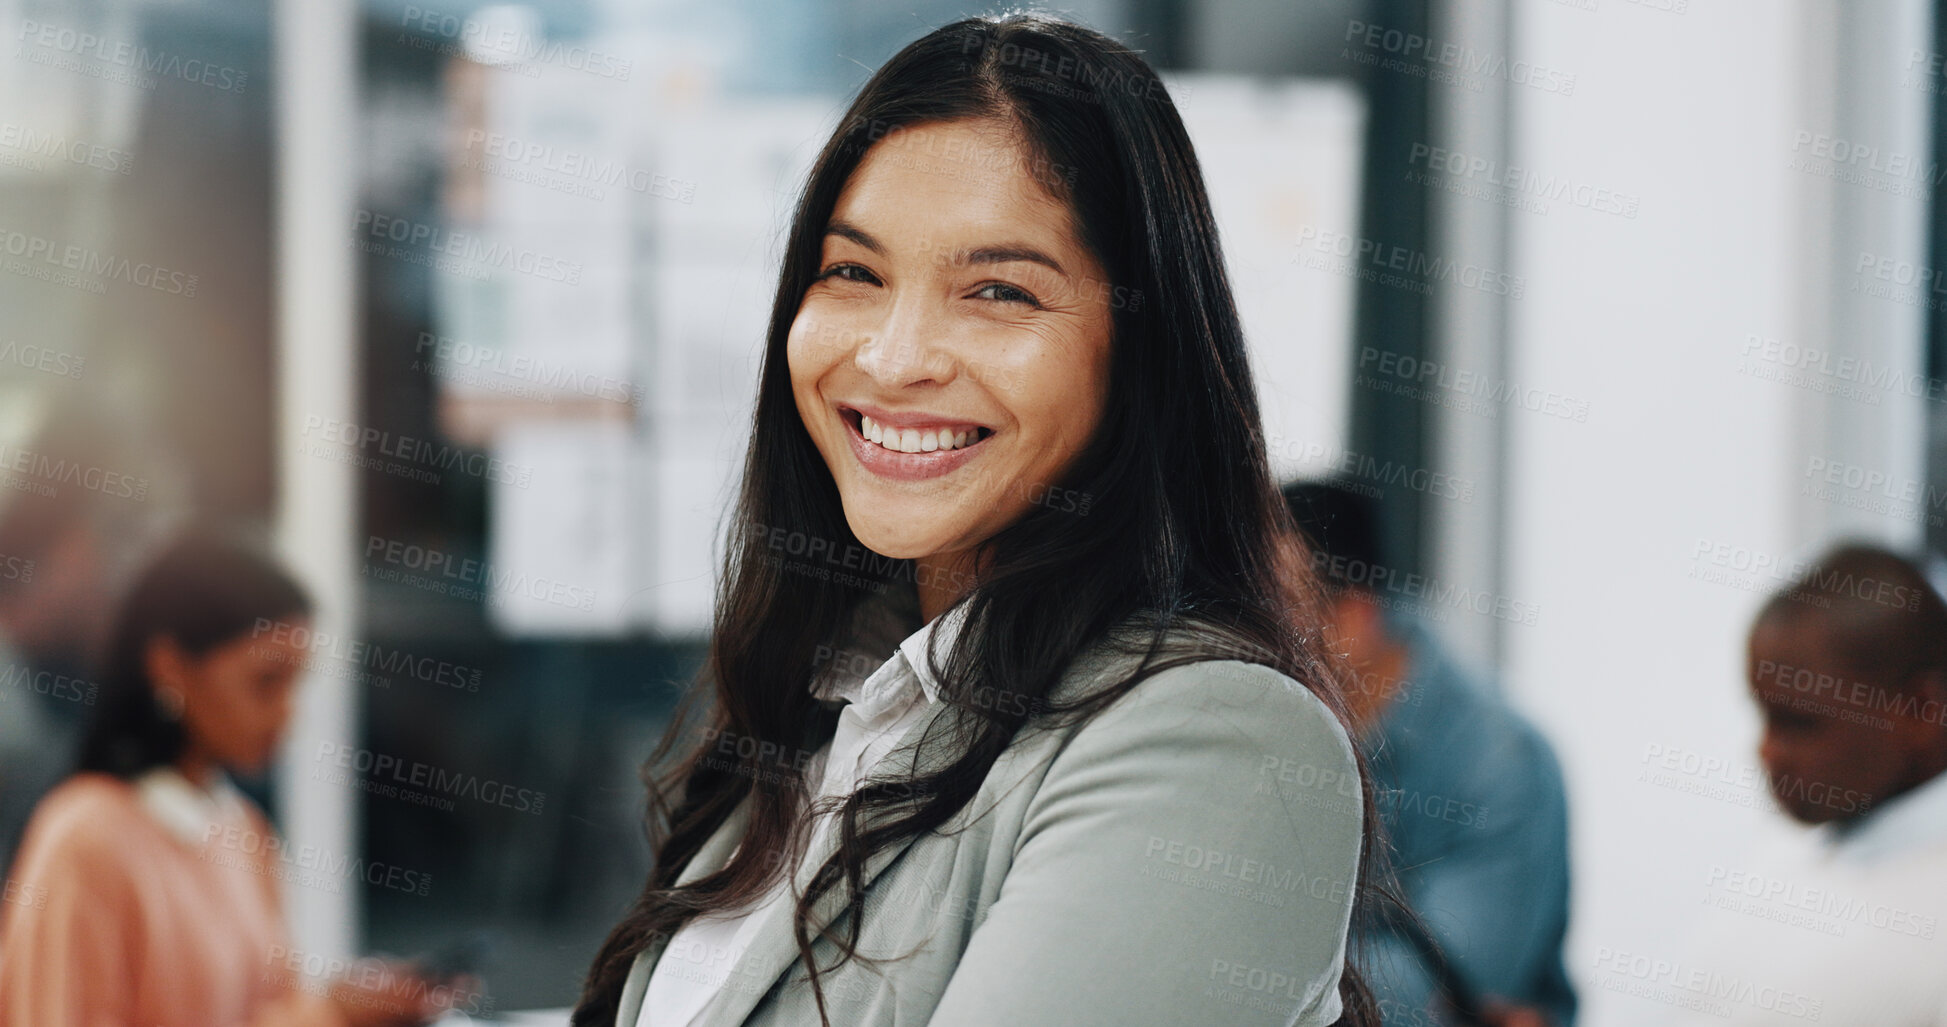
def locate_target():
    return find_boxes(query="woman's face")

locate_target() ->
[153,620,312,775]
[788,117,1115,571]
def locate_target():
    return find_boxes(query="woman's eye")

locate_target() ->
[972,282,1040,307]
[817,263,880,285]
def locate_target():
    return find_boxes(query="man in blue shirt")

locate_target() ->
[1284,480,1576,1027]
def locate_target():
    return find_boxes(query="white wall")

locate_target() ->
[273,0,360,971]
[1499,1,1932,1023]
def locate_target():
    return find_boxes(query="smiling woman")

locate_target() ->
[574,12,1382,1027]
[789,116,1115,621]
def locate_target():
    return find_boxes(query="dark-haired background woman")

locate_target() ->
[0,534,457,1027]
[577,14,1381,1027]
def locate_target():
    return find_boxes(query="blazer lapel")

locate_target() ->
[698,695,963,1026]
[676,794,757,893]
[618,619,1168,1026]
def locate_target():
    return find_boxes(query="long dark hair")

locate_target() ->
[77,530,313,779]
[576,13,1385,1025]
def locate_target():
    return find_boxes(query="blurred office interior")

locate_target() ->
[0,0,1943,1022]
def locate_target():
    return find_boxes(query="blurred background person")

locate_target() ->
[0,407,177,873]
[0,531,456,1027]
[1662,543,1947,1025]
[1285,479,1575,1027]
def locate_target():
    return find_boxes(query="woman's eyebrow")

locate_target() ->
[824,219,1068,277]
[960,244,1067,277]
[825,219,885,254]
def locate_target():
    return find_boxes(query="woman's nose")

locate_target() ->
[854,303,954,387]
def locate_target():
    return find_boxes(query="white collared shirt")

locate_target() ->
[639,600,964,1027]
[1821,759,1947,866]
[1655,767,1947,1026]
[132,766,254,848]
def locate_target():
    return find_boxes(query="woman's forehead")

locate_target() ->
[831,121,1083,260]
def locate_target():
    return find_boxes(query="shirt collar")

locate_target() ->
[895,601,968,705]
[810,583,966,715]
[1821,765,1947,864]
[133,766,249,848]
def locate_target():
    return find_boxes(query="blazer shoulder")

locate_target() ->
[1096,658,1356,759]
[1033,658,1364,834]
[960,657,1363,1027]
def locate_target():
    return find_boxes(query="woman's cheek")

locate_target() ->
[789,302,850,373]
[963,330,1039,404]
[1019,373,1094,451]
[784,317,817,377]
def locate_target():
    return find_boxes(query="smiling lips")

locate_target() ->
[840,405,993,481]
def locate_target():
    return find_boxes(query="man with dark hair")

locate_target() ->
[1746,543,1947,825]
[1666,542,1947,1025]
[1283,480,1575,1027]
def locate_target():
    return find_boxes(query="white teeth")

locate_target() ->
[854,413,985,454]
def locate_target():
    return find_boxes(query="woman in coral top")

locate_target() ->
[0,532,452,1027]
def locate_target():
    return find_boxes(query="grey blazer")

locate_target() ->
[614,631,1364,1027]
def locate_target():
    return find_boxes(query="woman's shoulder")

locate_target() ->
[31,771,142,833]
[1056,625,1352,742]
[1121,658,1353,750]
[13,772,146,872]
[1016,652,1365,867]
[1048,646,1359,779]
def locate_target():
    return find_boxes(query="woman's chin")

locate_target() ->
[847,519,963,563]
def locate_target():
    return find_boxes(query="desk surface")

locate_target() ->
[445,1010,571,1026]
